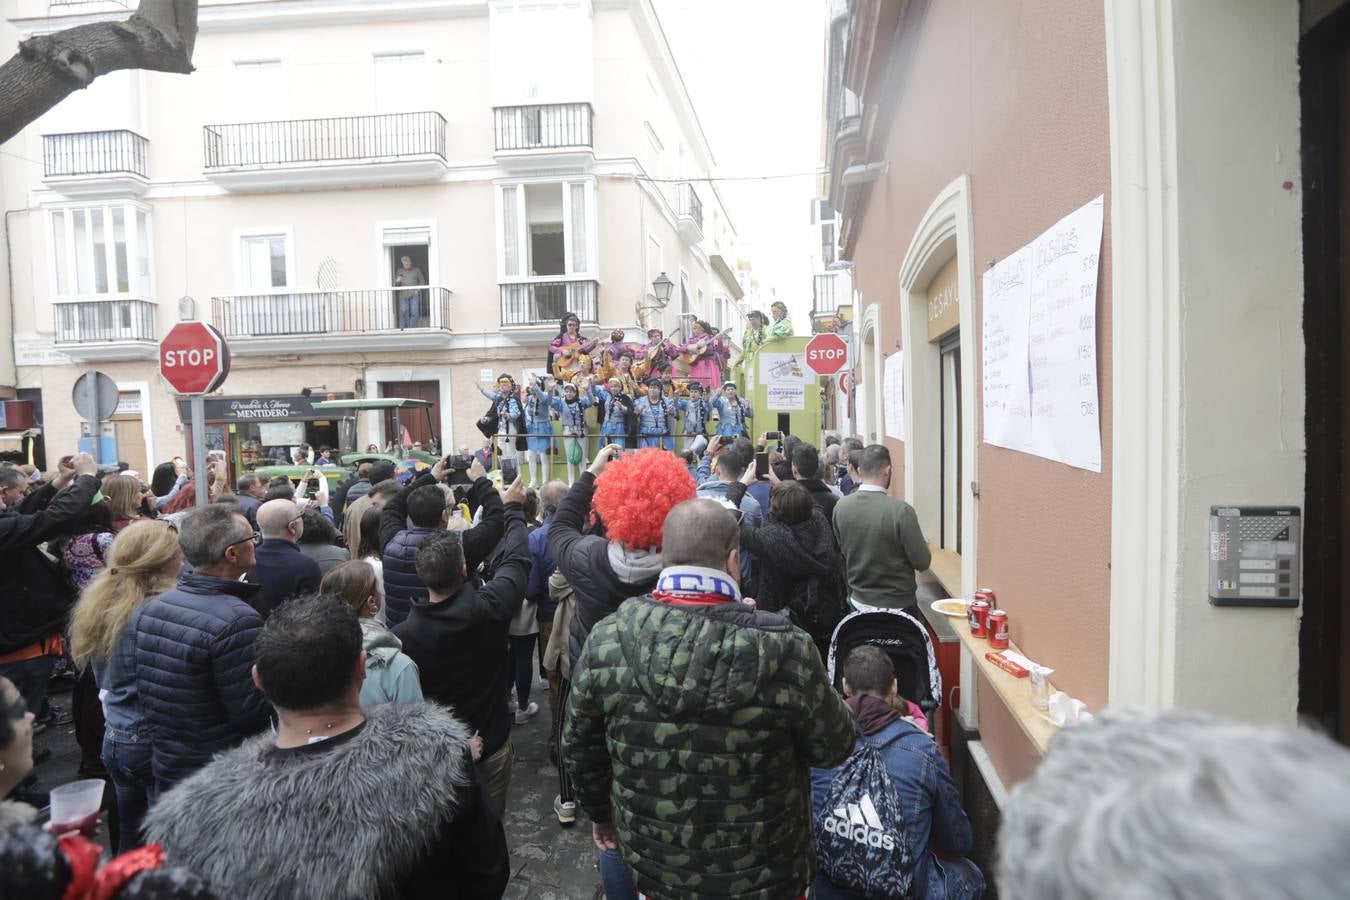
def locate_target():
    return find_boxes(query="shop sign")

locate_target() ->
[176,395,339,423]
[926,257,960,342]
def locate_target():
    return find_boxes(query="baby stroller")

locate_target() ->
[827,606,941,717]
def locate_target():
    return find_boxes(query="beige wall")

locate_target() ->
[848,0,1113,725]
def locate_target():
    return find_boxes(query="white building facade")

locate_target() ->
[3,0,743,475]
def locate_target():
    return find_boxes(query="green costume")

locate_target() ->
[564,594,854,900]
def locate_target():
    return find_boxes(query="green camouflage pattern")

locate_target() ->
[564,596,855,899]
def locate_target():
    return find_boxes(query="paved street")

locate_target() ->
[31,676,604,898]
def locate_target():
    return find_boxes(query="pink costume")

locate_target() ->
[679,334,728,389]
[637,338,677,378]
[548,333,597,369]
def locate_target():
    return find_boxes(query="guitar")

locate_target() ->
[681,338,712,367]
[632,342,668,380]
[552,348,593,383]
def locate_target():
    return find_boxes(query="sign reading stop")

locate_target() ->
[159,322,231,395]
[805,332,849,376]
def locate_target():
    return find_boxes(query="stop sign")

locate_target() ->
[159,322,231,395]
[805,332,849,376]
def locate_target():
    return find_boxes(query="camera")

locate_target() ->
[443,454,475,486]
[765,431,783,442]
[445,454,474,471]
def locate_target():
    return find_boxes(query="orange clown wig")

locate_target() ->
[591,448,695,551]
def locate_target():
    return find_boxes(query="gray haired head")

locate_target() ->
[178,505,251,567]
[997,706,1350,900]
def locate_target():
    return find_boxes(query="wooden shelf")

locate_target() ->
[950,613,1059,755]
[927,546,963,598]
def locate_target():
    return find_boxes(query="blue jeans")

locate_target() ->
[102,731,154,853]
[811,855,985,899]
[399,291,423,327]
[0,654,56,717]
[601,432,627,449]
[599,848,638,900]
[637,434,664,449]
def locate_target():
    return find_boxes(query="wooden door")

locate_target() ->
[380,381,441,450]
[112,417,147,478]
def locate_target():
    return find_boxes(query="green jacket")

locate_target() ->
[564,595,855,899]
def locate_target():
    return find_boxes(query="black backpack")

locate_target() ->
[814,734,917,899]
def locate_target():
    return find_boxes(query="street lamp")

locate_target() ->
[651,272,674,307]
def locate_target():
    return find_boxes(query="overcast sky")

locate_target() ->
[653,0,827,323]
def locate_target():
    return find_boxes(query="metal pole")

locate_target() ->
[191,394,208,508]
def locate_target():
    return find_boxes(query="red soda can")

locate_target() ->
[968,598,991,637]
[987,609,1009,649]
[975,588,997,607]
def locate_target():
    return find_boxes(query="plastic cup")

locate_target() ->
[49,779,104,837]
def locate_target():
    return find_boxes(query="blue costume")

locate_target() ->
[524,385,552,454]
[635,394,675,449]
[478,387,525,458]
[550,388,593,436]
[591,385,632,449]
[711,394,753,437]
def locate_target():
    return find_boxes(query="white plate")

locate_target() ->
[931,599,968,618]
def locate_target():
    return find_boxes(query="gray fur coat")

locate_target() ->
[143,702,497,899]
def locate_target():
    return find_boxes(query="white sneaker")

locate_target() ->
[513,701,539,725]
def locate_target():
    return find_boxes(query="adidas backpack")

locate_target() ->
[814,736,916,899]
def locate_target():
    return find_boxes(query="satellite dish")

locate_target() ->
[316,257,340,290]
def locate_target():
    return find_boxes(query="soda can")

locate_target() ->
[968,598,991,638]
[987,609,1010,649]
[974,587,997,606]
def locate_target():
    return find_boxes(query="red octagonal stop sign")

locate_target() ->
[159,322,231,395]
[805,332,849,376]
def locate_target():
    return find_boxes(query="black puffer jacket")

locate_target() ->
[547,472,664,668]
[0,475,100,654]
[730,482,847,655]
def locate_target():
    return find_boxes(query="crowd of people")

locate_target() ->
[3,430,1350,899]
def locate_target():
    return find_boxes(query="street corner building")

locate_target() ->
[816,0,1345,882]
[0,0,747,481]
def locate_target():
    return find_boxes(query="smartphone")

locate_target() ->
[755,451,770,479]
[500,458,519,483]
[765,431,783,442]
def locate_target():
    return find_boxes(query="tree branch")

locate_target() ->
[0,0,198,145]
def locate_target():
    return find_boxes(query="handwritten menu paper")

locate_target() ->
[980,196,1104,473]
[982,247,1034,452]
[883,352,905,441]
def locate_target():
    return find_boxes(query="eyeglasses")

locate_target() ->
[228,532,262,549]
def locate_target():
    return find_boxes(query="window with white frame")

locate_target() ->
[679,270,691,317]
[499,180,594,279]
[230,229,327,337]
[373,52,429,113]
[49,205,151,299]
[498,180,597,324]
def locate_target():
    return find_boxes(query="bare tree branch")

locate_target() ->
[0,0,198,145]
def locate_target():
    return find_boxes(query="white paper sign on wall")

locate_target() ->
[883,351,905,441]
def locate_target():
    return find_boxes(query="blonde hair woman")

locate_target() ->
[320,561,423,708]
[67,521,181,852]
[100,473,148,528]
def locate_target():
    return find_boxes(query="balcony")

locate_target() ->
[493,102,594,172]
[500,278,598,329]
[53,298,158,361]
[42,130,149,198]
[211,287,454,355]
[812,272,852,332]
[676,182,704,244]
[202,112,449,192]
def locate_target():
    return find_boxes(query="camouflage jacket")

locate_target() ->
[564,594,855,899]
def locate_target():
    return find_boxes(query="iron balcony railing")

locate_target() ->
[203,111,447,169]
[813,273,842,316]
[493,102,593,151]
[677,182,704,233]
[43,130,149,178]
[54,299,156,344]
[211,287,453,338]
[500,279,598,327]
